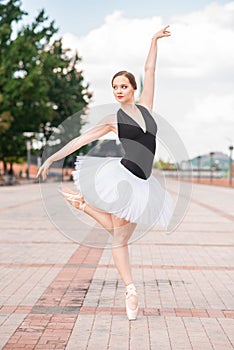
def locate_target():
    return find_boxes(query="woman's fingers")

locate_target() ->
[36,166,48,180]
[36,168,42,178]
[163,25,171,35]
[153,25,171,40]
[163,25,170,32]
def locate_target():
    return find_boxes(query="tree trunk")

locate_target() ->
[3,161,8,175]
[9,162,14,175]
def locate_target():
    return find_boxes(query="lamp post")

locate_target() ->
[197,155,201,183]
[23,132,34,180]
[209,152,214,184]
[26,140,31,179]
[229,145,233,186]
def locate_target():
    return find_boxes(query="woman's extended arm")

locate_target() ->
[139,25,171,110]
[36,115,114,180]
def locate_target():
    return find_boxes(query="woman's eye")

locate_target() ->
[113,85,127,90]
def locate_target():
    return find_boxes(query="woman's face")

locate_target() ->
[112,76,135,104]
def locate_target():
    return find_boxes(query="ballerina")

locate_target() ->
[37,25,172,320]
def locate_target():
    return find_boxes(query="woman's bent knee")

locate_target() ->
[111,214,137,245]
[112,233,129,246]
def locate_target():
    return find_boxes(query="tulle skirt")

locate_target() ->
[72,156,174,229]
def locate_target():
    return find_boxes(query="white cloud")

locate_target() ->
[62,2,234,160]
[181,93,234,156]
[186,94,234,123]
[167,2,234,77]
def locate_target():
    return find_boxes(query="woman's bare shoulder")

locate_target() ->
[137,103,153,114]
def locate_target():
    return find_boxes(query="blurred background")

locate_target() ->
[0,0,233,187]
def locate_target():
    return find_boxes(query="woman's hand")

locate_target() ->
[36,158,53,181]
[153,25,171,40]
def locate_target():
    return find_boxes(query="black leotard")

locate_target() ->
[117,104,158,180]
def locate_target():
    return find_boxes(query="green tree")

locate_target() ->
[0,111,13,132]
[0,0,92,174]
[155,158,176,170]
[0,0,25,173]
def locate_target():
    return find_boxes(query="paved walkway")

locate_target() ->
[0,179,234,349]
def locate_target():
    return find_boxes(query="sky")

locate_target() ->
[20,0,234,162]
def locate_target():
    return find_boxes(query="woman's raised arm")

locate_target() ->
[36,115,114,180]
[139,25,171,110]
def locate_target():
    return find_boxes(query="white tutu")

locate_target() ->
[72,156,173,228]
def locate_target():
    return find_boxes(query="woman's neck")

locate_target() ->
[120,101,136,110]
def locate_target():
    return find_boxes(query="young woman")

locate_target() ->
[37,25,172,321]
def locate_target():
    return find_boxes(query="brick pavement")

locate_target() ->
[0,180,233,349]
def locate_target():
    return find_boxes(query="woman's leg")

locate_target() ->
[61,187,114,235]
[111,215,138,309]
[63,188,138,310]
[111,215,137,284]
[84,203,114,235]
[63,189,136,285]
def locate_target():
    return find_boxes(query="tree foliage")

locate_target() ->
[0,0,92,173]
[155,158,177,170]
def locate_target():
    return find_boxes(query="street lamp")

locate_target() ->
[26,140,31,179]
[23,132,34,180]
[209,152,214,184]
[229,145,233,186]
[197,155,201,183]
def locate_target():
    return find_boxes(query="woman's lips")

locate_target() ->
[117,96,123,99]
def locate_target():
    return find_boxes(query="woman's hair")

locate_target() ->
[111,71,137,90]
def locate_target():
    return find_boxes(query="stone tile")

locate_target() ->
[0,179,234,349]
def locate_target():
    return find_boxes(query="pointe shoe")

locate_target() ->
[58,189,87,211]
[125,283,139,321]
